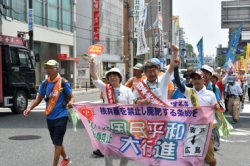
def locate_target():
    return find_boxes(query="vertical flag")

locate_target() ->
[136,0,148,56]
[197,37,204,69]
[224,23,243,68]
[245,43,250,74]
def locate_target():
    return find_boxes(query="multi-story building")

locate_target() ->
[75,0,92,87]
[143,0,173,65]
[123,0,173,74]
[1,0,77,86]
[221,0,250,47]
[76,0,126,85]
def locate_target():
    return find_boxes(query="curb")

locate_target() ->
[72,88,100,96]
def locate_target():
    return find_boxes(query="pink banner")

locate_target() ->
[73,103,214,166]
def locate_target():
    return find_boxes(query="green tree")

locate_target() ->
[186,44,196,57]
[217,54,226,67]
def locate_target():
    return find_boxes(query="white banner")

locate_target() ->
[136,1,148,56]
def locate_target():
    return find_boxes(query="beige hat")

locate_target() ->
[105,68,122,82]
[133,63,143,70]
[44,60,59,68]
[212,72,221,80]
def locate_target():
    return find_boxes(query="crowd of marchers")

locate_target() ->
[24,45,248,166]
[90,45,246,166]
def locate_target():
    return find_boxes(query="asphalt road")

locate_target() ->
[0,92,250,166]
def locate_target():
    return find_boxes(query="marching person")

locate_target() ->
[239,68,247,109]
[200,65,222,152]
[23,60,75,166]
[133,45,179,105]
[225,74,243,123]
[247,70,250,101]
[148,58,176,99]
[174,66,220,166]
[125,63,144,91]
[90,58,134,166]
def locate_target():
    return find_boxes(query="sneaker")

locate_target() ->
[60,158,72,166]
[231,119,238,124]
[214,147,219,152]
[93,149,104,157]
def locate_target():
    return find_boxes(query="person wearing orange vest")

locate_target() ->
[125,63,144,91]
[147,58,175,99]
[133,45,179,105]
[23,60,75,166]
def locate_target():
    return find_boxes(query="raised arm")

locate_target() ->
[174,67,186,93]
[168,45,180,74]
[89,58,98,80]
[222,73,228,85]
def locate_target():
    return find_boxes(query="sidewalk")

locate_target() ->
[72,87,100,96]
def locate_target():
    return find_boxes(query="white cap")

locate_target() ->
[105,68,122,82]
[201,65,214,74]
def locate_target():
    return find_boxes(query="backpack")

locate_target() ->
[44,78,69,107]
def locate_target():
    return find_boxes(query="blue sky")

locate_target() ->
[173,0,229,56]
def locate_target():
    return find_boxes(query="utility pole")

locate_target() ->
[28,0,34,61]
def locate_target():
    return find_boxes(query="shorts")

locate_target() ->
[47,117,68,146]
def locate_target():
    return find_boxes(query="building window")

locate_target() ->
[61,0,72,31]
[47,0,58,29]
[34,0,43,25]
[11,0,26,22]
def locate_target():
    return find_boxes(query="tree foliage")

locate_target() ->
[186,44,196,57]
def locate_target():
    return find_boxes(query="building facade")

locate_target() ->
[221,0,250,46]
[76,0,125,82]
[1,0,77,86]
[75,0,92,87]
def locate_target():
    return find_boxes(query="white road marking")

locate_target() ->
[220,128,250,143]
[220,138,248,143]
[32,100,102,112]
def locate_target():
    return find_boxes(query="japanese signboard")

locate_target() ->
[93,0,100,41]
[73,103,214,166]
[88,44,105,55]
[28,9,33,31]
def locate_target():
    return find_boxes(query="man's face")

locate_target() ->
[201,70,212,82]
[192,74,204,90]
[211,76,218,84]
[187,69,193,75]
[145,67,158,82]
[133,69,142,77]
[217,68,221,73]
[45,66,58,77]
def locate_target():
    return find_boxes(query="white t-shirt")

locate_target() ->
[225,82,242,96]
[184,86,217,107]
[92,79,134,104]
[133,71,171,103]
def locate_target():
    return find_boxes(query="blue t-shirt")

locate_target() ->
[206,81,221,101]
[172,79,185,99]
[39,79,72,120]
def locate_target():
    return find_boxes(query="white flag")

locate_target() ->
[136,1,148,56]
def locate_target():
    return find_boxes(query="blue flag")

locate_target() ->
[197,37,204,69]
[224,23,243,68]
